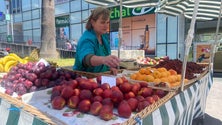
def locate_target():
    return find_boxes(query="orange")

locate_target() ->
[168,69,177,75]
[136,74,145,81]
[170,82,180,87]
[153,78,161,85]
[139,68,146,74]
[153,70,161,78]
[144,68,152,75]
[176,75,182,81]
[160,72,168,78]
[157,67,167,72]
[130,73,137,80]
[160,77,169,83]
[144,75,155,82]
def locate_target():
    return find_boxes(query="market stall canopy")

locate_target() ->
[156,0,222,20]
[84,0,161,8]
[85,0,222,21]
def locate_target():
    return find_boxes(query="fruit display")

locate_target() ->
[50,76,169,121]
[154,59,207,79]
[0,53,31,72]
[129,67,187,88]
[0,62,80,96]
[136,56,169,66]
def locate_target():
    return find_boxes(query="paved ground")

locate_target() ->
[193,72,222,125]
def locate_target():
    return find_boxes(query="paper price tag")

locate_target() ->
[101,76,116,87]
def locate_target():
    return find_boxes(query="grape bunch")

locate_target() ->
[1,62,80,96]
[154,59,206,79]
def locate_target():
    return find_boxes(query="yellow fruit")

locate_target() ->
[153,70,161,78]
[0,63,4,72]
[8,53,22,61]
[4,60,18,72]
[144,75,155,82]
[20,59,28,64]
[3,56,17,64]
[0,58,3,64]
[130,73,137,80]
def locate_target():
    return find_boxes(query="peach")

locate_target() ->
[127,98,138,111]
[110,89,124,104]
[131,83,141,95]
[73,88,80,96]
[99,105,113,121]
[145,96,155,104]
[93,95,103,102]
[138,87,153,98]
[78,99,91,113]
[102,98,113,108]
[124,91,136,100]
[116,77,124,86]
[79,89,92,100]
[51,96,66,110]
[61,86,74,99]
[67,95,80,109]
[137,100,150,112]
[118,100,132,118]
[90,101,103,116]
[93,88,103,96]
[119,82,132,93]
[102,89,112,98]
[100,83,110,90]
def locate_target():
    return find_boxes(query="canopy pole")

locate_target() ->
[118,0,123,69]
[180,0,200,91]
[209,0,222,72]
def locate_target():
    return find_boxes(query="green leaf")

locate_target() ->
[77,113,84,118]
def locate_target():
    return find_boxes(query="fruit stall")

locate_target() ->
[0,53,212,125]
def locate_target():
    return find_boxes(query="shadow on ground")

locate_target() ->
[192,113,222,125]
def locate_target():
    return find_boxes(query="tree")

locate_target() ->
[39,0,59,58]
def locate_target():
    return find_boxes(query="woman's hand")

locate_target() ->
[110,68,118,75]
[103,55,120,68]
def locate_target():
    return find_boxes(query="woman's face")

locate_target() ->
[91,15,109,36]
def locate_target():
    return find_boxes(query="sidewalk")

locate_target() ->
[193,72,222,125]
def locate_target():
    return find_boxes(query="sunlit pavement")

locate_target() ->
[193,72,222,125]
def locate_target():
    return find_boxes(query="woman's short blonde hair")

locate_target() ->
[86,7,110,30]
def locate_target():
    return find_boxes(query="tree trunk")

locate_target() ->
[39,0,59,58]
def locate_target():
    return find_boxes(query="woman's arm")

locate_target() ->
[90,55,120,68]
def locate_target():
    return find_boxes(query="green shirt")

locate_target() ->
[73,29,111,73]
